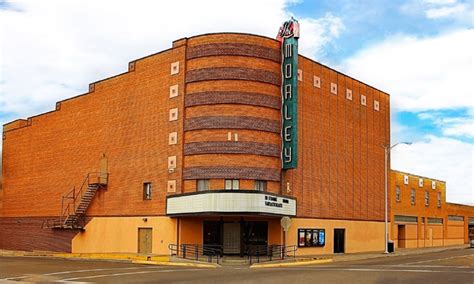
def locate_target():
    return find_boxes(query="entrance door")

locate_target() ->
[223,223,241,254]
[138,228,152,254]
[333,229,345,253]
[242,221,268,255]
[398,225,406,248]
[203,221,221,249]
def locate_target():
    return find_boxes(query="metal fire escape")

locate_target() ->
[42,172,108,230]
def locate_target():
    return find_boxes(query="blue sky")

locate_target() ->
[0,0,472,203]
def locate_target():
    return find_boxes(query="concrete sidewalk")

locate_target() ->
[330,244,470,263]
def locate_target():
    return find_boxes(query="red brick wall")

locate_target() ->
[2,33,390,224]
[284,55,390,221]
[2,46,186,217]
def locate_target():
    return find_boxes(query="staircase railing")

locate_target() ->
[248,245,297,264]
[59,172,108,227]
[169,244,222,264]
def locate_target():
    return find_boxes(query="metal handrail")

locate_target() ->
[60,172,108,227]
[248,245,297,264]
[169,244,222,264]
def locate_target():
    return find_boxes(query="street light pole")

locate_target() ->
[383,142,411,254]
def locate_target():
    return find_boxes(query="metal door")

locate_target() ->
[333,229,345,253]
[138,228,152,254]
[223,223,241,254]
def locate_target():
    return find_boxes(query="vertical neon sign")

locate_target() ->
[277,17,299,169]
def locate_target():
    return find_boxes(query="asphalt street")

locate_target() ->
[0,248,473,283]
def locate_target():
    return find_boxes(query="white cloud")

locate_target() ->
[340,29,474,112]
[426,3,467,18]
[418,111,474,138]
[391,135,474,204]
[298,13,345,60]
[0,0,342,123]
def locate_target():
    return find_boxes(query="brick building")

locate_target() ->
[1,32,472,256]
[390,170,474,249]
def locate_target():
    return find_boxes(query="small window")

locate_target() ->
[234,133,238,141]
[255,180,267,191]
[143,182,152,200]
[437,192,441,207]
[425,190,430,206]
[346,89,352,100]
[432,181,436,189]
[330,83,337,95]
[297,69,302,81]
[410,189,416,205]
[225,179,239,190]
[361,95,367,106]
[395,186,401,202]
[197,179,210,191]
[313,76,321,88]
[419,178,424,187]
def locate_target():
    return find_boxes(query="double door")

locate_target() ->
[203,221,268,255]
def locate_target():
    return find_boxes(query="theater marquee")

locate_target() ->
[277,17,299,169]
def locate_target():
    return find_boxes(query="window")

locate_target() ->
[395,186,401,202]
[425,190,430,206]
[361,95,367,106]
[448,215,464,221]
[427,217,443,224]
[432,181,436,189]
[394,215,418,223]
[197,179,209,191]
[410,188,416,205]
[419,178,424,187]
[225,179,239,190]
[437,192,441,207]
[297,69,302,81]
[255,180,267,191]
[143,182,152,200]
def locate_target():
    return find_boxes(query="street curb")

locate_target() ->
[132,260,218,268]
[0,250,170,263]
[250,258,333,268]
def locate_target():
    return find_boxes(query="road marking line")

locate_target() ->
[45,267,143,275]
[267,267,474,274]
[60,268,208,281]
[400,253,474,265]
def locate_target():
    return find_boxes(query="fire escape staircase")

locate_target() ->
[42,172,108,230]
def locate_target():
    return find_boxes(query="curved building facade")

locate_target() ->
[1,33,472,256]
